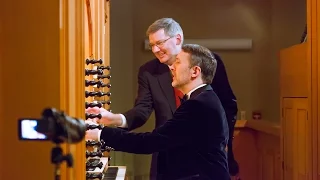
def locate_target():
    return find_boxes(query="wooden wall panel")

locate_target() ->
[233,128,259,180]
[233,120,281,180]
[279,43,308,98]
[256,132,281,180]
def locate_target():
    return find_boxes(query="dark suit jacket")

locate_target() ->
[123,53,237,131]
[101,85,230,180]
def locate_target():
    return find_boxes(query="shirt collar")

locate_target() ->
[185,84,207,100]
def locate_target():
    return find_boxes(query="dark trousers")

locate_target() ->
[227,118,239,176]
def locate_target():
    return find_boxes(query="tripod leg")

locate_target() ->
[55,164,61,180]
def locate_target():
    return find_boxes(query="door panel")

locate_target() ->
[282,98,310,180]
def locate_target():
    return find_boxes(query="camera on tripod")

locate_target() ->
[18,108,86,144]
[18,108,87,180]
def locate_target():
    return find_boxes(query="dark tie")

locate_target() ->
[179,94,188,104]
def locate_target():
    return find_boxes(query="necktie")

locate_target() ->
[174,88,184,108]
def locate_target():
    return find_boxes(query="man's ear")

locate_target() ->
[176,34,182,45]
[191,66,201,78]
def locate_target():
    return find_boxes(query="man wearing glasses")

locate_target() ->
[86,18,239,179]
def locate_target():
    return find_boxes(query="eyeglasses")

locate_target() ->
[148,36,173,49]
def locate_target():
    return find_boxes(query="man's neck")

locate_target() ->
[179,80,205,95]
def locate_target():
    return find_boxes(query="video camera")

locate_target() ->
[18,108,88,179]
[18,108,86,144]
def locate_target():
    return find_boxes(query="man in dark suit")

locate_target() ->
[86,18,239,177]
[86,44,230,180]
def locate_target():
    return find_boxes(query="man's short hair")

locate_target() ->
[146,18,184,43]
[182,44,217,84]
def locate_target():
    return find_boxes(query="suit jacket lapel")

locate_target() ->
[156,62,176,114]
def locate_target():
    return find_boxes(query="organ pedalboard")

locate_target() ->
[85,58,114,180]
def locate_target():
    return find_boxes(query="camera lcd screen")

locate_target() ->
[18,119,49,140]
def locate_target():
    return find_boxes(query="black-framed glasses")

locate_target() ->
[148,36,173,49]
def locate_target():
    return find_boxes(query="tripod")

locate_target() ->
[51,144,73,180]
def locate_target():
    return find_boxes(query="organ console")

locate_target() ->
[82,0,125,179]
[84,58,114,179]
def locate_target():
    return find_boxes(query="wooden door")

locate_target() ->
[282,98,311,180]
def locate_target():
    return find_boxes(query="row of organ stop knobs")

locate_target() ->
[85,58,113,180]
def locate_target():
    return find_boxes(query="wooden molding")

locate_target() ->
[85,0,93,58]
[60,0,86,179]
[307,0,319,178]
[235,120,280,137]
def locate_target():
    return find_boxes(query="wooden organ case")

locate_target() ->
[0,0,116,180]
